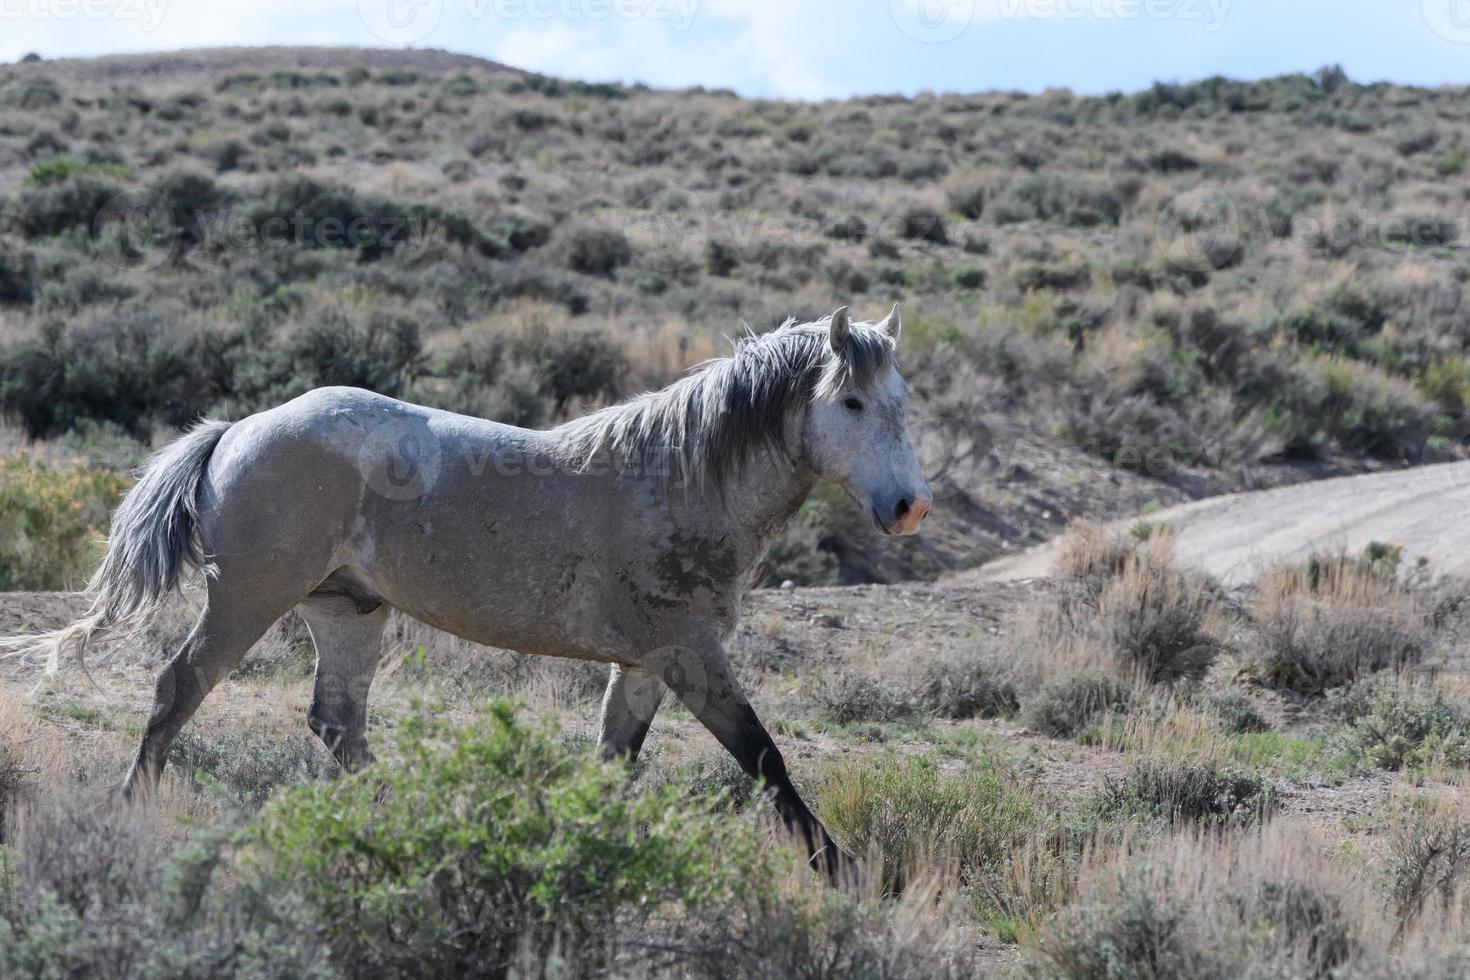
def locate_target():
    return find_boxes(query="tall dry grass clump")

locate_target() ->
[1010,523,1223,738]
[1252,555,1431,693]
[1095,532,1221,684]
[0,687,41,840]
[1027,822,1392,978]
[1387,796,1470,941]
[1053,519,1138,582]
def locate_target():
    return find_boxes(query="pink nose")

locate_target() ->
[891,495,932,535]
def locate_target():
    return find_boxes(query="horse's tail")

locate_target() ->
[3,419,233,675]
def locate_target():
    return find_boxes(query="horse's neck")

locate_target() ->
[670,450,817,580]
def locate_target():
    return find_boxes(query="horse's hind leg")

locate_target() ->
[120,586,295,803]
[296,578,387,771]
[596,665,664,763]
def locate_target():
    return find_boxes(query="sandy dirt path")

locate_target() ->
[958,461,1470,585]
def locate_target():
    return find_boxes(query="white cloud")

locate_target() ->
[484,2,852,98]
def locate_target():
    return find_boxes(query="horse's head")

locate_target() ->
[803,306,932,536]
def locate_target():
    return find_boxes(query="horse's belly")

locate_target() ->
[374,550,631,664]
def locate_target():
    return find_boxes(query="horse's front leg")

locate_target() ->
[640,636,857,884]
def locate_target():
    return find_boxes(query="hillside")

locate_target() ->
[2,49,1469,584]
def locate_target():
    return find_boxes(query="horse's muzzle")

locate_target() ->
[880,494,931,536]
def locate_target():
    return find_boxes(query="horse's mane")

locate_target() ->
[555,315,896,490]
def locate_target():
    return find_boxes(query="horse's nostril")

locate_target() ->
[894,497,912,521]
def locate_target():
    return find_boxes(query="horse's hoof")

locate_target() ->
[810,846,866,891]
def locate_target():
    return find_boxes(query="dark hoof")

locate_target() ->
[810,844,866,890]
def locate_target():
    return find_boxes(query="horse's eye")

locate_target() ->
[844,397,864,413]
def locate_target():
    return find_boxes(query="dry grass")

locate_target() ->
[1096,534,1222,684]
[1027,822,1390,978]
[0,686,43,838]
[1253,559,1432,692]
[1008,525,1223,741]
[1053,519,1137,581]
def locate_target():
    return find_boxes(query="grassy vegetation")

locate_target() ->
[4,519,1470,975]
[5,47,1470,977]
[0,455,128,590]
[1,696,981,979]
[2,52,1470,582]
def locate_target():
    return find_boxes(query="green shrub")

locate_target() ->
[760,497,841,587]
[1,315,216,438]
[253,701,764,976]
[281,306,423,396]
[0,805,328,979]
[168,728,335,808]
[944,176,985,219]
[242,175,505,258]
[0,239,35,304]
[1098,553,1219,684]
[804,672,913,725]
[1030,867,1207,979]
[898,204,948,244]
[913,650,1019,720]
[1030,862,1355,980]
[1022,671,1132,739]
[0,456,128,590]
[562,222,634,274]
[430,319,625,423]
[25,157,130,186]
[818,754,1039,895]
[1204,689,1271,734]
[991,174,1124,227]
[1333,682,1470,773]
[1089,759,1278,829]
[8,173,124,239]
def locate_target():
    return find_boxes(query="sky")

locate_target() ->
[3,0,1470,100]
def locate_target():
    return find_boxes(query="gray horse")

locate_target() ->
[24,305,930,878]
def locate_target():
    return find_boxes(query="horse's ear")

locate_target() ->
[879,304,902,342]
[828,306,851,353]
